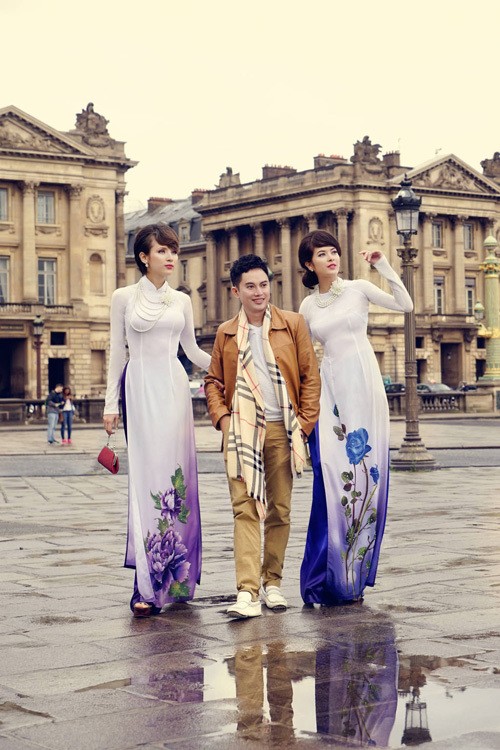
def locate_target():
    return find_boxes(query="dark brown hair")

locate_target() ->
[230,254,271,287]
[133,223,180,275]
[298,230,342,289]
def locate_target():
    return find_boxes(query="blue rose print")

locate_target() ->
[369,465,380,484]
[345,428,372,465]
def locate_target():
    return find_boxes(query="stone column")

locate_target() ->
[278,218,292,311]
[205,232,217,328]
[68,185,84,302]
[388,210,399,268]
[21,181,38,302]
[252,222,264,256]
[452,216,466,314]
[305,213,318,232]
[228,228,239,316]
[421,214,435,312]
[115,189,127,289]
[479,235,500,380]
[336,209,350,278]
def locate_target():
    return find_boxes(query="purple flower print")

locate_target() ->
[146,527,190,593]
[159,487,182,525]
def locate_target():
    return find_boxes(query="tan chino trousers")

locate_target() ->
[225,421,293,600]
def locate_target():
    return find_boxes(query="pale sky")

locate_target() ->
[2,0,498,212]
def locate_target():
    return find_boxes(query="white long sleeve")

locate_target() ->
[103,286,131,414]
[357,256,413,313]
[179,294,211,371]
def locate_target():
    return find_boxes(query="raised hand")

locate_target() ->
[359,249,384,265]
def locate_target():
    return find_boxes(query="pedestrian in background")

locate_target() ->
[297,230,413,606]
[46,384,63,445]
[60,386,75,445]
[103,223,211,618]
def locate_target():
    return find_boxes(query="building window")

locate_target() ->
[180,223,189,242]
[0,256,9,303]
[0,188,8,221]
[181,259,188,283]
[90,350,106,386]
[38,258,57,305]
[432,221,443,248]
[434,276,444,314]
[465,277,475,316]
[464,223,474,251]
[50,331,66,346]
[37,190,55,224]
[89,252,104,294]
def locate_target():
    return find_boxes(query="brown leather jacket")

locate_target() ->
[204,305,321,436]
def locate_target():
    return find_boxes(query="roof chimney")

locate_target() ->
[147,197,173,211]
[191,189,207,204]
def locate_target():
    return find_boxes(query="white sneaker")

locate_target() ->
[226,591,262,619]
[260,585,287,611]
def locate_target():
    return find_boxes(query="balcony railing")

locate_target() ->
[0,303,74,316]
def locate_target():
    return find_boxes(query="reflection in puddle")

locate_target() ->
[120,611,499,747]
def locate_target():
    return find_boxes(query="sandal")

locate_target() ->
[133,602,156,618]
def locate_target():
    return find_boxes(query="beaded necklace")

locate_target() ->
[130,277,174,332]
[314,277,345,307]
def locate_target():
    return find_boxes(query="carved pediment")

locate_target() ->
[0,118,66,153]
[0,106,92,156]
[403,155,500,195]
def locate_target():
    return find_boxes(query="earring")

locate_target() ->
[145,262,148,268]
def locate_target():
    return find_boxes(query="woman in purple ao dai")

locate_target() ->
[298,230,413,605]
[103,224,210,617]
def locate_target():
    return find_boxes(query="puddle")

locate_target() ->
[113,617,500,747]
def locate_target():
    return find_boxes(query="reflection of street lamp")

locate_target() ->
[32,315,44,399]
[401,688,432,746]
[390,177,437,470]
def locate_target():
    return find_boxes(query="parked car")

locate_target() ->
[458,383,478,392]
[384,382,405,394]
[416,383,453,393]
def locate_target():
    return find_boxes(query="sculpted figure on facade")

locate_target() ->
[87,195,106,224]
[75,103,111,147]
[481,151,500,181]
[367,216,384,245]
[0,120,55,152]
[351,135,382,164]
[218,166,241,188]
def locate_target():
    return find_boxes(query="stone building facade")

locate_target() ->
[196,141,500,387]
[0,104,135,398]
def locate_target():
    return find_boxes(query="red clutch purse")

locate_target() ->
[98,441,119,474]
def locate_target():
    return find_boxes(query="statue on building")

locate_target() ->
[75,103,111,147]
[218,166,241,188]
[351,135,382,164]
[481,151,500,181]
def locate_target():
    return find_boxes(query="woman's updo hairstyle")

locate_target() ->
[298,230,342,289]
[133,223,180,275]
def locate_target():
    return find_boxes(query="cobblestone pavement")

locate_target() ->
[0,420,499,749]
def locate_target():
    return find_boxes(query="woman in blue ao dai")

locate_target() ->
[298,230,413,604]
[103,224,211,617]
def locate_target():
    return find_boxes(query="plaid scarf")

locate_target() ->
[227,306,306,519]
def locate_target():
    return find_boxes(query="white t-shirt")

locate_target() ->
[248,324,282,421]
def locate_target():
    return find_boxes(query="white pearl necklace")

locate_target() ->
[130,277,174,332]
[314,277,345,307]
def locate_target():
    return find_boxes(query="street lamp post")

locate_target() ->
[475,235,500,381]
[390,176,437,470]
[32,315,44,401]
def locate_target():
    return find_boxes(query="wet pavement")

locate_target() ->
[0,419,499,749]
